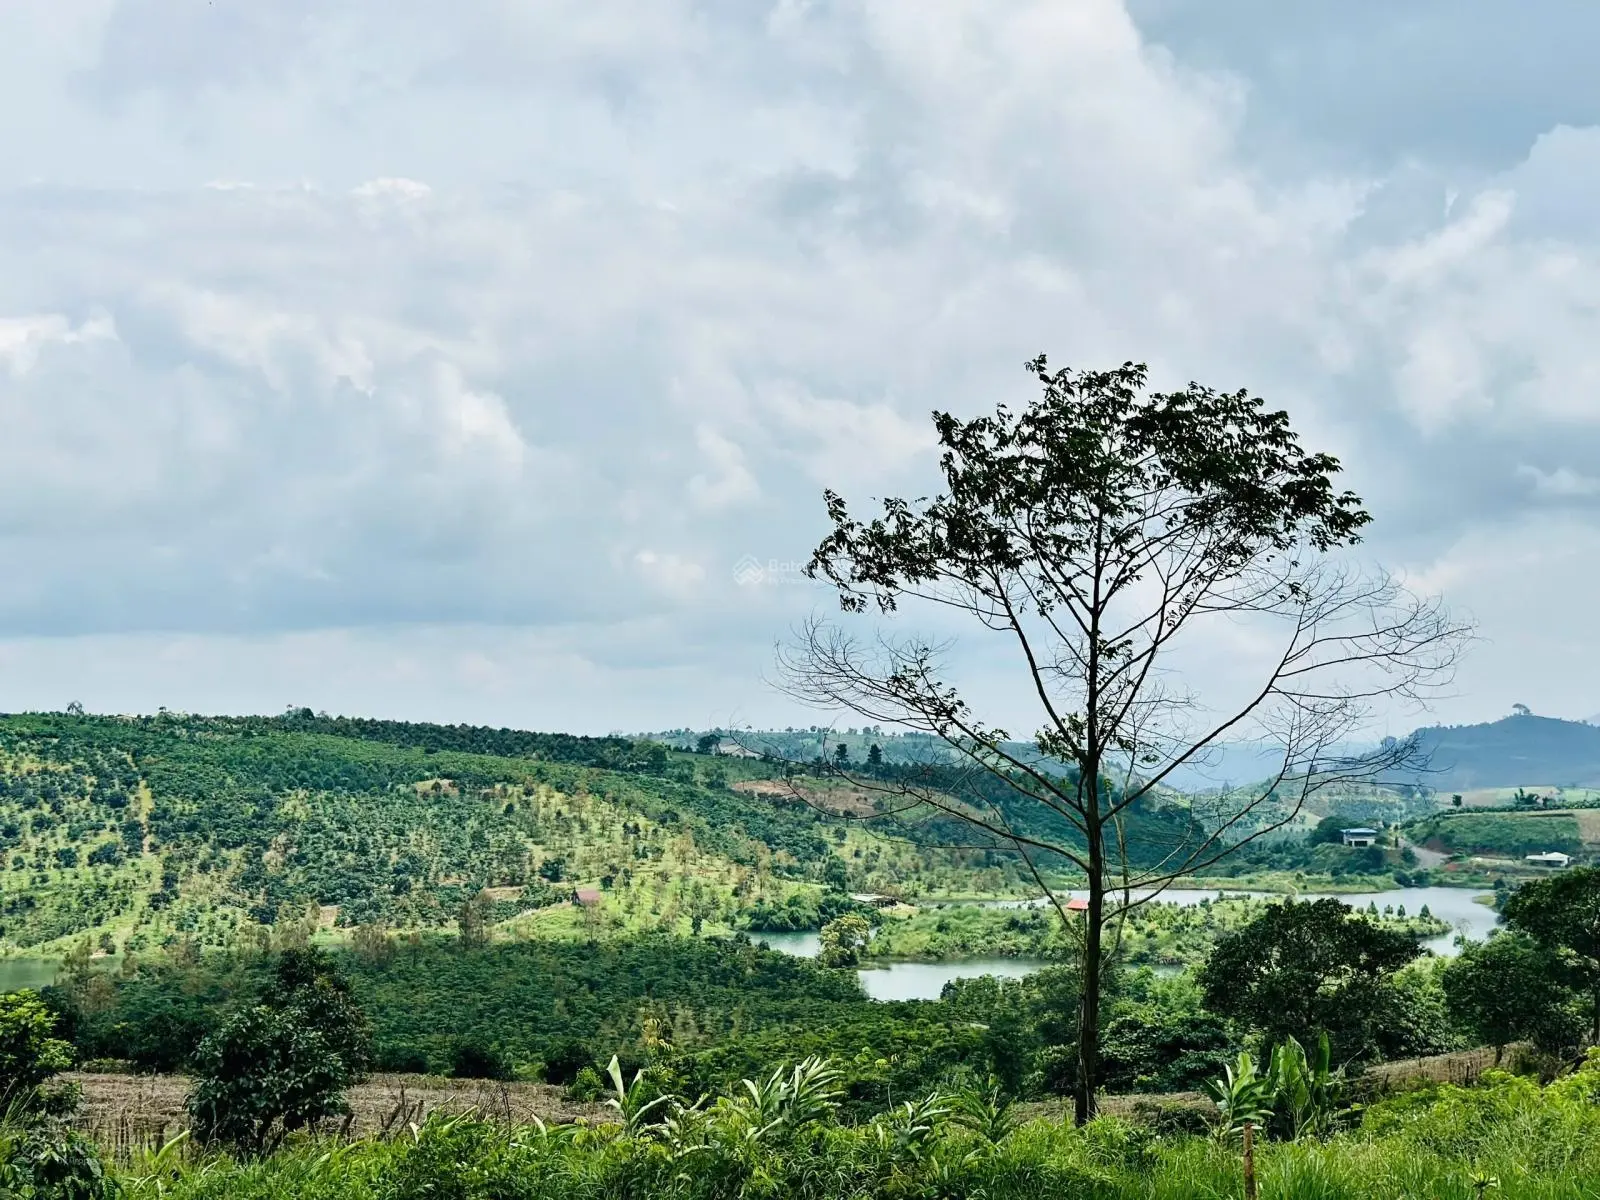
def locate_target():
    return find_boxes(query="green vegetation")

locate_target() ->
[863,896,1449,970]
[1400,711,1600,790]
[1502,868,1600,1039]
[3,708,1482,965]
[0,711,1031,955]
[186,949,374,1157]
[1441,932,1586,1058]
[55,1051,1600,1200]
[45,891,1479,1110]
[1406,810,1583,858]
[0,989,112,1197]
[0,990,72,1096]
[11,878,1599,1197]
[51,937,1004,1109]
[1198,899,1433,1063]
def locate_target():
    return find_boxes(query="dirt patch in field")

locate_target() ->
[732,778,879,817]
[67,1072,609,1152]
[67,1043,1501,1154]
[732,779,793,797]
[1575,809,1600,846]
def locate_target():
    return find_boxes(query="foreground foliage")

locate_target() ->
[89,1051,1600,1200]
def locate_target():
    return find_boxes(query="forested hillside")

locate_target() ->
[0,710,1289,953]
[1397,713,1600,789]
[0,712,983,953]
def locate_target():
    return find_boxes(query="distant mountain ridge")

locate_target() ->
[667,714,1600,793]
[1399,713,1600,790]
[1138,714,1600,793]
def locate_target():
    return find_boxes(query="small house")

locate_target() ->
[714,738,762,759]
[1064,898,1089,914]
[574,887,604,906]
[1525,851,1572,869]
[1340,827,1380,848]
[848,893,901,909]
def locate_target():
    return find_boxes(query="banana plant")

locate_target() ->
[603,1054,675,1138]
[1203,1051,1275,1141]
[951,1081,1022,1147]
[1268,1033,1341,1141]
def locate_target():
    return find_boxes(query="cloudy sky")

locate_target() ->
[2,0,1599,736]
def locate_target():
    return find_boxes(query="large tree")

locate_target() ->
[1440,930,1586,1060]
[782,358,1466,1121]
[1503,867,1600,1042]
[1197,898,1420,1061]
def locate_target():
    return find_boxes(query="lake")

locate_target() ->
[1054,885,1501,957]
[754,931,1052,1001]
[0,958,61,991]
[757,885,1501,1000]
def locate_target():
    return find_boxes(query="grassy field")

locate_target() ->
[60,1044,1508,1154]
[1405,809,1584,858]
[56,1049,1600,1200]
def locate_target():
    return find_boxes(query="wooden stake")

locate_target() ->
[1242,1121,1258,1200]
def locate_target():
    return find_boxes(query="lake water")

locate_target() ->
[1050,885,1501,958]
[755,931,1052,1001]
[0,958,61,991]
[757,885,1500,1000]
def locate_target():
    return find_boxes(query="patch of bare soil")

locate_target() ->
[732,778,879,817]
[67,1044,1500,1153]
[67,1072,609,1152]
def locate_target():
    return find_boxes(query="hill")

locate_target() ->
[0,711,1001,953]
[1404,809,1586,858]
[1046,713,1600,795]
[1399,713,1600,791]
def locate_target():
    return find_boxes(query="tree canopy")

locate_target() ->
[1198,898,1421,1061]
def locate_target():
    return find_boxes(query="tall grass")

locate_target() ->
[105,1058,1600,1200]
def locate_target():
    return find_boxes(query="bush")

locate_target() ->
[566,1064,604,1102]
[450,1039,513,1081]
[186,1005,354,1157]
[0,991,73,1096]
[0,1120,110,1200]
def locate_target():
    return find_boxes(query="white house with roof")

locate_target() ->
[1525,851,1572,868]
[1340,827,1380,847]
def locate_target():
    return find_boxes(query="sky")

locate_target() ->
[2,0,1600,736]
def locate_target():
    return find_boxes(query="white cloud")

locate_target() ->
[0,2,1599,728]
[633,550,706,599]
[687,426,759,512]
[1518,464,1600,498]
[0,312,116,376]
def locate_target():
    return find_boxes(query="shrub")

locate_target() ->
[566,1065,604,1102]
[186,1005,353,1157]
[0,992,73,1097]
[450,1039,513,1081]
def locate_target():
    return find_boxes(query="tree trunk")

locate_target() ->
[1075,834,1104,1125]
